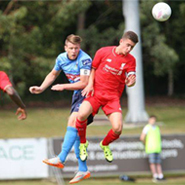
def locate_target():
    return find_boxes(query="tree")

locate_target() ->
[140,0,179,96]
[0,0,91,99]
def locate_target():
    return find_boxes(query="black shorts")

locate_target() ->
[71,90,94,125]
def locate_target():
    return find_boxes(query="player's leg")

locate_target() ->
[100,112,122,162]
[58,112,78,163]
[76,101,93,142]
[43,112,78,168]
[69,134,90,184]
[76,100,94,161]
[69,113,94,184]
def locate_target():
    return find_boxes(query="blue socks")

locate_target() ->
[58,126,77,163]
[58,126,88,172]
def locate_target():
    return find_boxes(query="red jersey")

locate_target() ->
[92,46,136,97]
[0,71,12,91]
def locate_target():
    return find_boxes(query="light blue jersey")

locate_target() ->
[54,49,92,94]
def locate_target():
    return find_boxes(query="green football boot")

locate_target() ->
[100,141,113,163]
[79,140,89,161]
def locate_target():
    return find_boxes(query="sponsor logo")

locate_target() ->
[120,63,126,70]
[106,59,112,62]
[82,59,91,66]
[66,74,80,82]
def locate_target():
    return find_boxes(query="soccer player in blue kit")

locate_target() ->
[29,34,93,184]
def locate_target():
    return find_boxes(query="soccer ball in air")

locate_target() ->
[152,2,172,22]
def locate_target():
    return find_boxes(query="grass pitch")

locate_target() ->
[0,105,185,138]
[0,103,185,185]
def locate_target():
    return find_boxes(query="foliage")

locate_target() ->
[140,0,185,95]
[0,0,91,98]
[0,0,185,100]
[140,0,178,76]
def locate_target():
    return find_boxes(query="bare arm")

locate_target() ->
[125,74,136,87]
[81,68,95,97]
[140,132,146,144]
[29,69,60,94]
[5,86,27,120]
[51,74,89,91]
[5,86,26,109]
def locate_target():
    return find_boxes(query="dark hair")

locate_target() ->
[65,34,82,45]
[149,115,157,119]
[122,31,138,44]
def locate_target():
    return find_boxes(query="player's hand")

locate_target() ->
[125,74,136,87]
[29,86,43,94]
[82,84,94,97]
[16,108,27,120]
[51,84,65,91]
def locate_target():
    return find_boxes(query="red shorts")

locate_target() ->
[85,90,122,116]
[0,71,12,91]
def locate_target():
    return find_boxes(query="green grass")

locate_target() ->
[0,105,185,185]
[0,177,185,185]
[0,106,185,139]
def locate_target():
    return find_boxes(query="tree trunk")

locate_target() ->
[123,0,149,124]
[168,69,174,96]
[77,13,85,31]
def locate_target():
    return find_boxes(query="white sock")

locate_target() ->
[158,174,164,179]
[153,174,158,179]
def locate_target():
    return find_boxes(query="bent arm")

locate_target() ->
[63,75,89,90]
[51,73,90,91]
[5,86,26,109]
[87,68,95,88]
[81,68,95,97]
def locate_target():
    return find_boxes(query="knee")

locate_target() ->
[77,112,88,121]
[68,120,75,127]
[112,125,122,135]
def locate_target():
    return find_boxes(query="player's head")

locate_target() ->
[118,31,138,55]
[149,115,157,125]
[122,31,139,44]
[65,34,82,60]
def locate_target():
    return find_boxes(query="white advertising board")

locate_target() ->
[0,138,48,180]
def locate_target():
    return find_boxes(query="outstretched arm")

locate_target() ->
[5,86,27,120]
[29,69,60,94]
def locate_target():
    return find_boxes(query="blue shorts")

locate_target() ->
[71,90,93,125]
[148,153,161,164]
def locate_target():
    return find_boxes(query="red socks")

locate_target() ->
[102,129,120,145]
[76,118,87,143]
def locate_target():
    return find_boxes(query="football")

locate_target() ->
[152,2,172,22]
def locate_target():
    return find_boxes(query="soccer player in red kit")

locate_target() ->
[75,31,138,162]
[0,71,27,120]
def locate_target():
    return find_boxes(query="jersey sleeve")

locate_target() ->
[142,125,150,134]
[92,48,104,69]
[79,55,92,76]
[0,71,12,91]
[54,55,63,71]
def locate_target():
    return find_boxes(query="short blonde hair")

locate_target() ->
[65,34,82,45]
